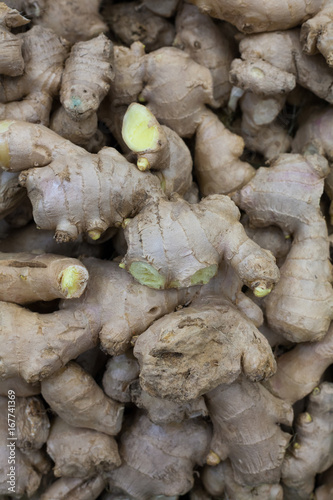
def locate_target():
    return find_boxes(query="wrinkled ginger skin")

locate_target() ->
[40,476,105,500]
[0,3,28,77]
[15,396,50,452]
[0,252,89,303]
[108,412,211,499]
[0,26,70,126]
[282,383,333,500]
[230,30,333,104]
[47,417,121,478]
[123,194,279,291]
[234,153,333,343]
[0,120,162,242]
[187,1,323,33]
[134,296,276,402]
[265,324,333,404]
[33,0,107,44]
[174,3,234,107]
[41,361,124,436]
[50,34,113,148]
[206,376,293,486]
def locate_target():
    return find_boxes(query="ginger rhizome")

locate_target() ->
[0,2,29,76]
[282,383,333,500]
[0,251,89,303]
[205,376,293,485]
[234,153,333,343]
[50,34,114,151]
[0,26,70,125]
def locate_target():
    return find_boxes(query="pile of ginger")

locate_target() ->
[0,0,333,499]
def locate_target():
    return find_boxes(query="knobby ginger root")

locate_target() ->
[0,259,196,382]
[41,361,124,436]
[0,26,70,126]
[229,30,333,103]
[0,2,29,76]
[282,383,333,500]
[130,380,208,424]
[108,412,211,499]
[174,2,234,107]
[15,396,50,452]
[103,1,175,52]
[122,194,279,291]
[47,417,121,478]
[205,375,293,485]
[122,103,193,196]
[134,294,276,402]
[102,351,140,404]
[265,324,333,404]
[0,252,89,303]
[202,460,283,500]
[50,34,114,150]
[234,153,333,343]
[40,476,106,500]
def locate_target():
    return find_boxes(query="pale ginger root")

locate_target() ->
[0,170,26,220]
[0,251,89,303]
[102,351,140,403]
[32,0,107,44]
[41,361,124,436]
[205,375,293,485]
[130,380,208,424]
[229,30,333,103]
[0,119,162,242]
[108,412,211,499]
[174,2,235,106]
[234,153,333,343]
[122,194,279,291]
[50,34,114,150]
[202,460,283,500]
[15,395,50,452]
[194,109,255,195]
[40,476,106,500]
[0,397,42,496]
[282,383,333,500]
[315,466,333,500]
[265,324,333,404]
[0,3,29,76]
[133,294,276,402]
[238,92,292,160]
[0,26,69,126]
[47,417,121,478]
[122,103,193,196]
[103,1,175,52]
[188,0,333,66]
[0,259,196,382]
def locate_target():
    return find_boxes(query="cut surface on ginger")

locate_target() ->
[59,265,89,299]
[190,264,218,285]
[122,103,160,152]
[129,261,166,289]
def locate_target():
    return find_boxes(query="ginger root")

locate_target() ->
[0,2,29,76]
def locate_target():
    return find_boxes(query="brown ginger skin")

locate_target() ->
[108,412,211,499]
[142,0,180,17]
[102,351,140,404]
[41,361,124,436]
[234,153,333,343]
[205,375,293,486]
[103,1,175,52]
[40,476,106,500]
[229,30,333,103]
[15,396,50,452]
[0,251,89,303]
[265,324,333,404]
[0,3,29,76]
[0,26,70,126]
[134,294,276,402]
[282,383,333,500]
[0,120,162,242]
[174,2,235,106]
[47,417,121,478]
[0,259,197,383]
[50,34,114,150]
[315,466,333,500]
[122,194,279,291]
